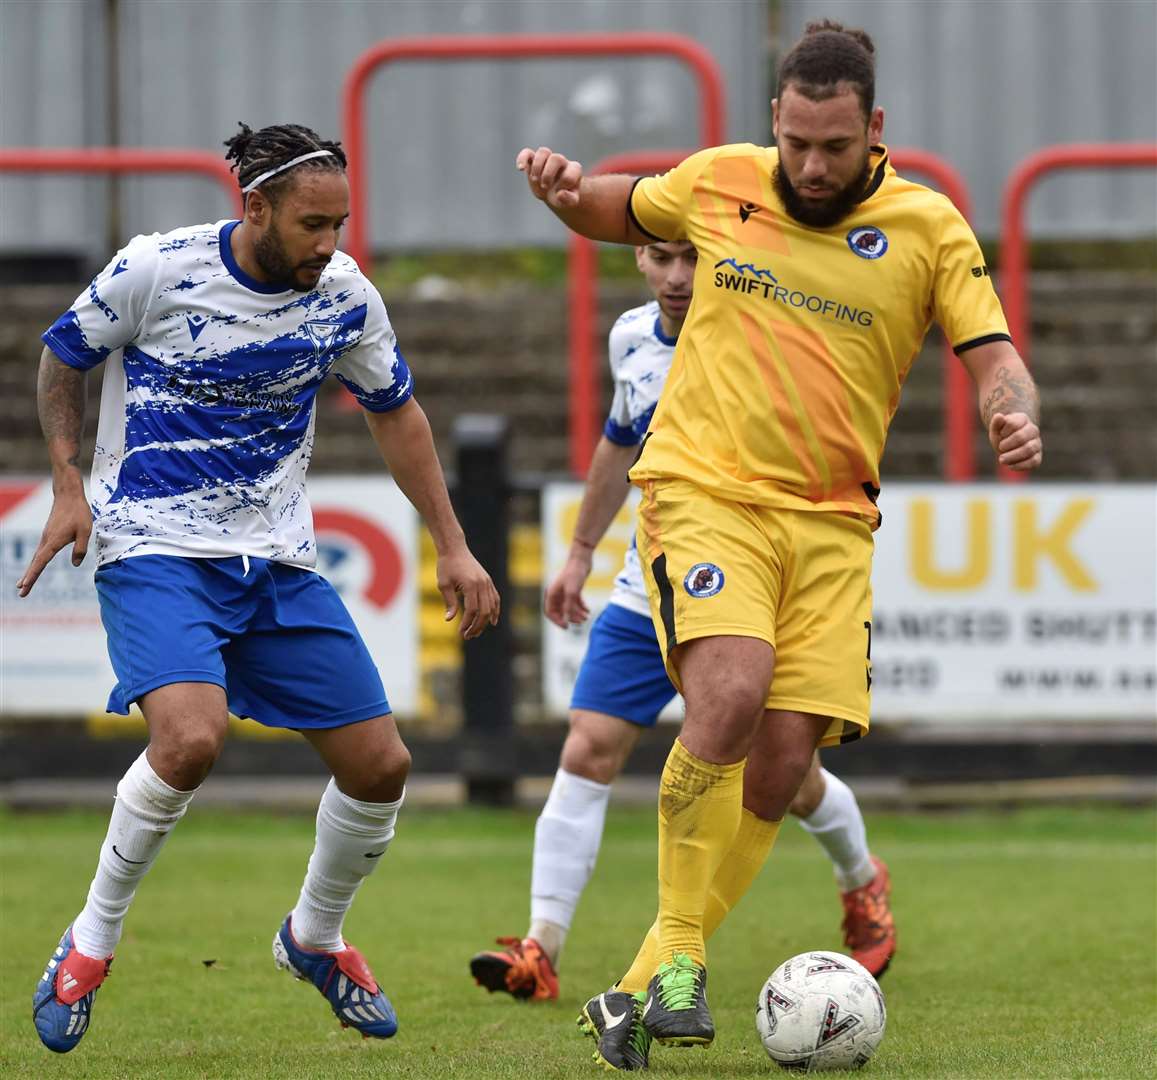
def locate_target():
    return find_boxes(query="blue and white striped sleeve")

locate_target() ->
[41,235,157,370]
[331,286,415,412]
[603,322,641,446]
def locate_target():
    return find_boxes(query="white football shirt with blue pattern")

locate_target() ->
[602,300,676,617]
[42,220,413,568]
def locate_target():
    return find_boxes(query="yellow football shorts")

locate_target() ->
[637,478,874,746]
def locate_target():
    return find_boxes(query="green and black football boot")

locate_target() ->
[578,987,651,1071]
[642,953,713,1047]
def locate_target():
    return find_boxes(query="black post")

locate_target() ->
[453,414,516,806]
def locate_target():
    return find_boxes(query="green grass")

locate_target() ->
[369,246,643,293]
[1,805,1154,1078]
[363,240,1157,294]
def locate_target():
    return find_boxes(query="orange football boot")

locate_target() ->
[469,936,559,1001]
[840,855,897,978]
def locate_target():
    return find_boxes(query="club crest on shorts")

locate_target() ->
[846,226,888,259]
[684,562,725,598]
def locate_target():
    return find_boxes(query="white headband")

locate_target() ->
[241,150,335,194]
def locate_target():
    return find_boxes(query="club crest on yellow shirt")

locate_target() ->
[684,562,725,598]
[846,226,889,260]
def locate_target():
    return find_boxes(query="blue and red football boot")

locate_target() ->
[273,915,397,1038]
[32,926,112,1053]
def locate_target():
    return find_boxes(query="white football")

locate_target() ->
[755,951,886,1071]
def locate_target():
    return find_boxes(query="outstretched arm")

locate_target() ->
[516,147,655,245]
[17,347,93,596]
[959,340,1043,471]
[544,436,639,628]
[364,398,500,639]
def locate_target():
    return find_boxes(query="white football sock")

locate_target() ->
[290,779,403,952]
[796,768,876,891]
[72,750,198,959]
[528,768,611,965]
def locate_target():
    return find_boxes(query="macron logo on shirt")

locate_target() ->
[111,258,130,276]
[186,314,208,341]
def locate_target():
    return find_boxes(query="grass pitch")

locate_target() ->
[1,803,1154,1079]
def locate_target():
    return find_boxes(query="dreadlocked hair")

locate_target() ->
[223,122,347,202]
[777,19,877,120]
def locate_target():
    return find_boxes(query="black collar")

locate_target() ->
[859,146,889,203]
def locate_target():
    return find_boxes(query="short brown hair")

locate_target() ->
[777,19,876,121]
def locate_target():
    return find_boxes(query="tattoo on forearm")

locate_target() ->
[38,355,87,467]
[981,364,1039,428]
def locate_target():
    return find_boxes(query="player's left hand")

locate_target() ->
[988,412,1042,471]
[437,547,501,640]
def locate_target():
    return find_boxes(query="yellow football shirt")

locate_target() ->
[627,143,1011,523]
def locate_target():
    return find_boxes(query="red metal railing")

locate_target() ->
[889,148,976,482]
[0,148,241,214]
[566,147,978,480]
[340,33,727,272]
[999,143,1157,481]
[567,151,687,475]
[1002,142,1157,363]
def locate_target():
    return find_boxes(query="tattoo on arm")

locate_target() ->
[981,363,1039,429]
[38,353,87,468]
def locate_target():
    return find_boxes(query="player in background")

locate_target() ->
[468,242,895,1013]
[20,122,499,1054]
[516,19,1041,1071]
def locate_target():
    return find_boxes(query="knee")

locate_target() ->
[685,673,767,731]
[372,741,412,791]
[559,730,619,785]
[744,748,816,822]
[149,725,225,789]
[560,712,637,784]
[682,681,767,760]
[787,758,825,819]
[342,742,410,803]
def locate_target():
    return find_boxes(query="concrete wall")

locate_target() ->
[4,272,1154,482]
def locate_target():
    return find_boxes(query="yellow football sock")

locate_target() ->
[653,739,745,969]
[704,808,781,935]
[618,808,780,993]
[618,920,661,994]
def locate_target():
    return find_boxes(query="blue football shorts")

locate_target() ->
[94,554,390,729]
[569,602,677,727]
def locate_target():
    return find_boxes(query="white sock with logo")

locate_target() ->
[72,750,198,959]
[528,768,611,966]
[797,769,876,891]
[290,779,403,953]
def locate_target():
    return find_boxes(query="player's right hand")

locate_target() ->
[515,147,584,210]
[16,491,92,597]
[544,552,593,629]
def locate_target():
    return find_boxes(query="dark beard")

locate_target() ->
[253,222,308,291]
[773,156,872,228]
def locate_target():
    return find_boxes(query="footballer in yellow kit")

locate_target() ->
[515,18,1041,1062]
[627,143,1011,744]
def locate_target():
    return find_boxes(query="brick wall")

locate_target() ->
[5,273,1153,482]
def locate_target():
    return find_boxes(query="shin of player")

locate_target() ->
[23,122,499,1055]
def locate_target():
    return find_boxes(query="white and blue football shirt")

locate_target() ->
[602,300,677,617]
[42,220,413,567]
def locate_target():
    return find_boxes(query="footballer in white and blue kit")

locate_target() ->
[569,298,681,727]
[43,216,412,726]
[25,123,498,1056]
